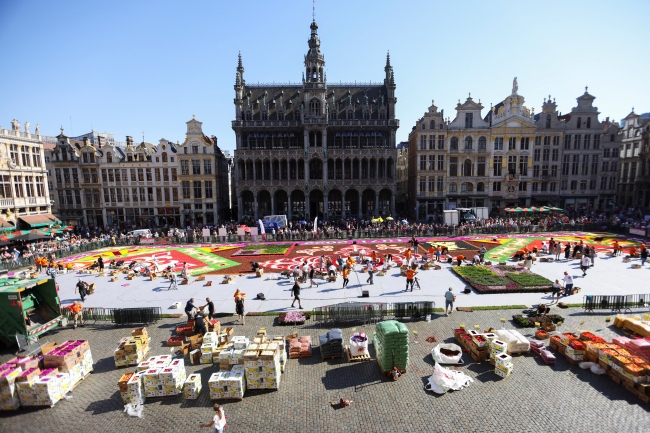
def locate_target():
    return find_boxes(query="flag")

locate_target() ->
[314,217,318,233]
[258,219,265,235]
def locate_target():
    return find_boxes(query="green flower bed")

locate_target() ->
[234,244,293,256]
[452,265,552,294]
[505,272,553,287]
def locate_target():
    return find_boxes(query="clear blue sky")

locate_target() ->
[1,0,648,150]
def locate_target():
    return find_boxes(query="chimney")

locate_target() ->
[97,137,103,148]
[126,136,133,145]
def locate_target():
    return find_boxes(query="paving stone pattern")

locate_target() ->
[1,308,649,432]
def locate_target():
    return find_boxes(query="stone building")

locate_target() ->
[407,81,617,220]
[232,19,399,222]
[618,111,650,208]
[395,141,408,215]
[0,119,53,230]
[46,118,230,229]
[175,116,230,228]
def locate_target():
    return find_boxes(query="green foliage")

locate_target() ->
[505,272,553,287]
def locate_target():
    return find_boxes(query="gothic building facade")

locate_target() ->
[232,20,399,222]
[618,111,650,208]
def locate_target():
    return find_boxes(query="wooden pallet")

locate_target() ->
[69,370,93,392]
[345,346,371,363]
[376,358,407,376]
[321,349,344,360]
[145,393,182,399]
[210,397,243,402]
[508,350,531,356]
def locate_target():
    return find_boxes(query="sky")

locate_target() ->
[1,0,649,150]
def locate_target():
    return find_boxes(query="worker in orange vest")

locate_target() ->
[70,301,84,329]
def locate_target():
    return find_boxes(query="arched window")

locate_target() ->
[449,183,457,193]
[478,136,486,149]
[450,137,458,150]
[106,152,112,163]
[461,182,467,192]
[546,114,551,129]
[465,136,473,149]
[162,152,168,162]
[429,120,435,129]
[477,182,485,192]
[586,117,591,128]
[245,110,252,121]
[309,98,320,116]
[576,117,581,129]
[421,123,426,130]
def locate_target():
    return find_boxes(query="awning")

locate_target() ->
[0,217,14,231]
[17,214,61,228]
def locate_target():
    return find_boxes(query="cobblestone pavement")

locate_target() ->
[1,308,649,433]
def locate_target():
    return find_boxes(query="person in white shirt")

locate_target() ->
[366,261,374,285]
[580,255,590,277]
[200,403,226,433]
[562,271,574,296]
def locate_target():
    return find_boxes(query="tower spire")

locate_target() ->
[304,18,324,84]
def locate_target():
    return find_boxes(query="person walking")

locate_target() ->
[564,243,571,261]
[199,403,226,433]
[641,248,648,266]
[75,279,87,302]
[405,268,416,292]
[562,272,574,297]
[555,242,562,261]
[366,261,374,285]
[580,254,590,277]
[98,256,104,272]
[70,301,84,328]
[290,281,303,309]
[342,266,350,289]
[184,298,196,321]
[308,265,319,288]
[444,288,455,316]
[479,246,487,262]
[235,294,245,324]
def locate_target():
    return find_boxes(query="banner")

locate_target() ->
[629,227,647,237]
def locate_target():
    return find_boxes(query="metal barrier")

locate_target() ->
[582,294,650,314]
[312,302,388,325]
[112,307,163,325]
[61,307,114,324]
[393,302,435,320]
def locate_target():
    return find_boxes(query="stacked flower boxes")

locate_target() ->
[183,374,202,400]
[243,343,282,390]
[0,340,93,410]
[552,330,650,404]
[114,328,150,368]
[489,339,512,378]
[208,366,247,400]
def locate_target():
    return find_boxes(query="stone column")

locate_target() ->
[391,194,395,216]
[288,198,293,220]
[375,191,380,216]
[305,193,310,220]
[271,194,275,215]
[323,194,329,219]
[253,195,258,220]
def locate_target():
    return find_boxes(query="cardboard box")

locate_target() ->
[39,342,59,356]
[118,372,134,392]
[16,357,39,371]
[132,328,148,338]
[16,368,41,383]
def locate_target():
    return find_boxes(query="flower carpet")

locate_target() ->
[54,232,641,277]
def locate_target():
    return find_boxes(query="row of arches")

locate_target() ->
[240,188,394,220]
[237,157,394,181]
[241,130,391,149]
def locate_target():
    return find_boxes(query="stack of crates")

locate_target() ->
[489,339,512,378]
[208,366,246,400]
[0,366,22,410]
[126,372,145,404]
[183,374,202,399]
[114,328,150,368]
